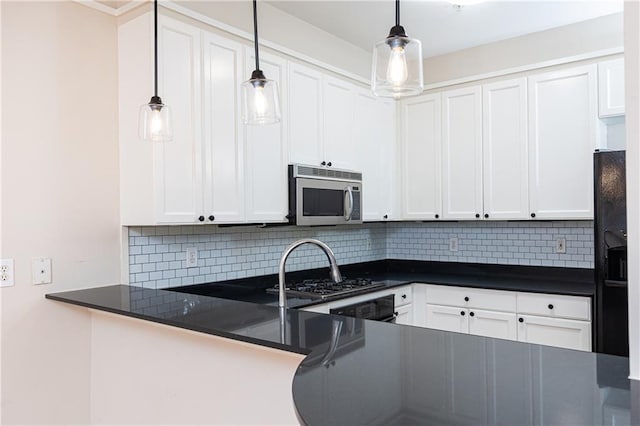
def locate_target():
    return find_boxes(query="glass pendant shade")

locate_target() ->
[372,34,423,98]
[242,71,281,125]
[139,96,173,142]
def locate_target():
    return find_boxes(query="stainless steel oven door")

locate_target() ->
[295,177,362,226]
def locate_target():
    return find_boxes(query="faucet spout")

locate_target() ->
[277,238,343,309]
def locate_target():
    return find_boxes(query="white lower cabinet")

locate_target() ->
[421,284,592,351]
[395,304,413,325]
[517,315,591,351]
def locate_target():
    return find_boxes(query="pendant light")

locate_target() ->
[371,0,424,98]
[138,0,173,141]
[241,0,281,125]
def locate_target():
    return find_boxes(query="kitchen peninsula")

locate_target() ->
[47,261,636,425]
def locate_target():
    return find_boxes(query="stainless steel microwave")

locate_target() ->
[287,164,363,226]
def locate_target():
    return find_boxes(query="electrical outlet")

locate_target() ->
[32,258,52,285]
[367,239,372,250]
[0,259,15,287]
[556,238,567,254]
[449,237,459,252]
[185,247,198,268]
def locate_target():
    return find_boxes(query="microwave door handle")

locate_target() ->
[344,187,354,221]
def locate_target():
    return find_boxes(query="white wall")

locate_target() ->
[0,2,120,424]
[175,1,372,80]
[423,12,623,85]
[90,310,303,425]
[624,0,640,381]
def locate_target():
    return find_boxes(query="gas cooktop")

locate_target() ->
[266,278,385,300]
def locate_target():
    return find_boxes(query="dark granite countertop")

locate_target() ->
[46,282,635,426]
[170,260,596,308]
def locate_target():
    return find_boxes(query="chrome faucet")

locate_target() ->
[278,238,343,310]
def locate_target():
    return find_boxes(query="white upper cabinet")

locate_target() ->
[399,93,442,220]
[153,16,204,224]
[243,49,289,223]
[323,76,356,170]
[442,86,483,220]
[288,62,323,167]
[288,62,358,170]
[202,31,244,224]
[482,78,529,220]
[355,89,397,221]
[528,65,598,220]
[598,58,625,117]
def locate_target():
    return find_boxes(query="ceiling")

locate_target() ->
[265,0,623,58]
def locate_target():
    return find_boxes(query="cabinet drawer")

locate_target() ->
[393,286,413,307]
[425,285,516,312]
[517,315,591,351]
[517,293,591,321]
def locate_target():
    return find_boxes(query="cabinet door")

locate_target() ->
[288,62,323,167]
[442,86,483,220]
[154,17,203,223]
[395,304,413,326]
[202,32,244,223]
[425,304,468,333]
[598,58,625,117]
[323,76,356,170]
[400,94,442,220]
[355,90,396,221]
[528,65,597,219]
[482,78,529,220]
[468,309,517,340]
[244,49,288,223]
[517,315,591,351]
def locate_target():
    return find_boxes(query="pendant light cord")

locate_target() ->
[395,0,400,27]
[154,0,159,98]
[253,0,260,72]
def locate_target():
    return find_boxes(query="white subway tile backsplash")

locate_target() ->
[127,221,594,289]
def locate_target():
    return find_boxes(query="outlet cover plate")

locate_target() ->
[32,258,52,285]
[0,259,14,287]
[185,248,198,268]
[449,238,459,252]
[556,238,567,254]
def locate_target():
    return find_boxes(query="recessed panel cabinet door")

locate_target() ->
[288,62,323,167]
[598,58,625,117]
[400,94,442,220]
[528,65,597,219]
[442,86,483,220]
[468,309,518,340]
[202,32,244,223]
[425,304,468,333]
[244,49,288,223]
[154,17,203,223]
[482,78,529,220]
[355,90,396,221]
[323,76,356,170]
[517,315,591,351]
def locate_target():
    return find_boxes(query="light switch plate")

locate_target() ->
[1,259,15,287]
[32,258,52,285]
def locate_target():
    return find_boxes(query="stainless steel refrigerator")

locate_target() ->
[594,150,628,356]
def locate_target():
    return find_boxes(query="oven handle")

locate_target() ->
[344,187,354,221]
[380,313,397,323]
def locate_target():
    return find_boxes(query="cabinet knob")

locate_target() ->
[198,216,205,222]
[519,317,524,323]
[548,304,554,310]
[383,214,388,219]
[460,311,466,316]
[464,296,469,302]
[321,161,326,166]
[394,312,399,316]
[327,162,332,167]
[475,213,480,218]
[469,312,475,317]
[401,294,407,299]
[435,214,439,219]
[484,213,489,219]
[208,215,215,222]
[531,213,536,218]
